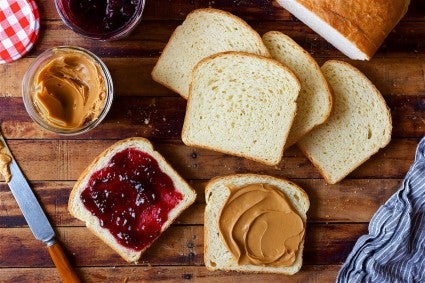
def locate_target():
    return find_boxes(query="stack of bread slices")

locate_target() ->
[152,10,392,274]
[153,8,392,186]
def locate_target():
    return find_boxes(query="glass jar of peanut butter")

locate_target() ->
[22,46,113,135]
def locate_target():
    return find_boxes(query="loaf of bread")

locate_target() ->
[263,31,332,149]
[68,137,196,262]
[276,0,410,60]
[151,8,270,99]
[182,51,300,166]
[298,60,392,184]
[204,174,309,274]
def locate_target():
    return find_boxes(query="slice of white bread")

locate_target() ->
[204,174,309,274]
[182,51,300,166]
[263,31,332,149]
[151,8,270,99]
[298,60,392,184]
[276,0,410,60]
[68,137,196,262]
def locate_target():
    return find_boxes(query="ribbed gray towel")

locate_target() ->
[337,138,425,283]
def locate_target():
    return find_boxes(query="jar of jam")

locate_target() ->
[55,0,146,40]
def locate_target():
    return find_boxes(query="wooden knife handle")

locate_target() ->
[47,241,82,283]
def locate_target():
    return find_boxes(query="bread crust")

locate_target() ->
[297,60,392,184]
[68,137,196,262]
[277,0,410,59]
[263,31,333,149]
[204,174,309,274]
[264,31,333,124]
[182,51,300,166]
[205,173,310,208]
[151,26,184,96]
[151,8,270,99]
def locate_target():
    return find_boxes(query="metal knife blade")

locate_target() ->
[0,134,55,244]
[0,132,81,282]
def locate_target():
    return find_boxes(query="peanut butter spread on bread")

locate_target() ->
[218,184,305,267]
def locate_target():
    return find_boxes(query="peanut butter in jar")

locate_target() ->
[22,46,113,135]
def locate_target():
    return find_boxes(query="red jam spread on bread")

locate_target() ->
[80,148,183,251]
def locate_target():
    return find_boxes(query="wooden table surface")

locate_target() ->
[1,0,424,282]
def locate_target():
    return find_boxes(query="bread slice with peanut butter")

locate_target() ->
[204,174,309,274]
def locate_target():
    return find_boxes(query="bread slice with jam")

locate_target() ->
[68,137,196,262]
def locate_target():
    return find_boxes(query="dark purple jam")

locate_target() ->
[58,0,141,36]
[80,148,183,251]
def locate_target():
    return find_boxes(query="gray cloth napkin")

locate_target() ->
[337,137,425,283]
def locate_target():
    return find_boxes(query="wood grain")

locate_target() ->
[34,0,425,22]
[2,57,425,98]
[0,224,366,267]
[1,0,424,281]
[0,265,341,283]
[14,20,423,58]
[1,95,425,139]
[0,179,403,227]
[0,138,416,182]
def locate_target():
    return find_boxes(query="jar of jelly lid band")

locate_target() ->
[54,0,145,40]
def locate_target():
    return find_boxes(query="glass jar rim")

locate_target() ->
[54,0,146,40]
[22,46,114,135]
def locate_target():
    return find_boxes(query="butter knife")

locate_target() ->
[0,132,81,283]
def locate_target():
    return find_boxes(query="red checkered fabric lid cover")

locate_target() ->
[0,0,40,64]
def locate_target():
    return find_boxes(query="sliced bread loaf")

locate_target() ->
[68,137,196,262]
[275,0,410,60]
[263,31,332,149]
[204,174,309,274]
[182,51,300,166]
[151,8,270,99]
[298,60,392,184]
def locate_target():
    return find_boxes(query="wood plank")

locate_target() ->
[18,21,425,58]
[38,0,288,21]
[0,265,341,283]
[2,57,424,98]
[38,0,425,22]
[0,96,186,139]
[0,179,402,227]
[1,94,425,139]
[1,0,422,281]
[0,181,204,227]
[0,138,416,181]
[0,224,366,267]
[0,58,172,98]
[347,60,425,97]
[0,138,415,181]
